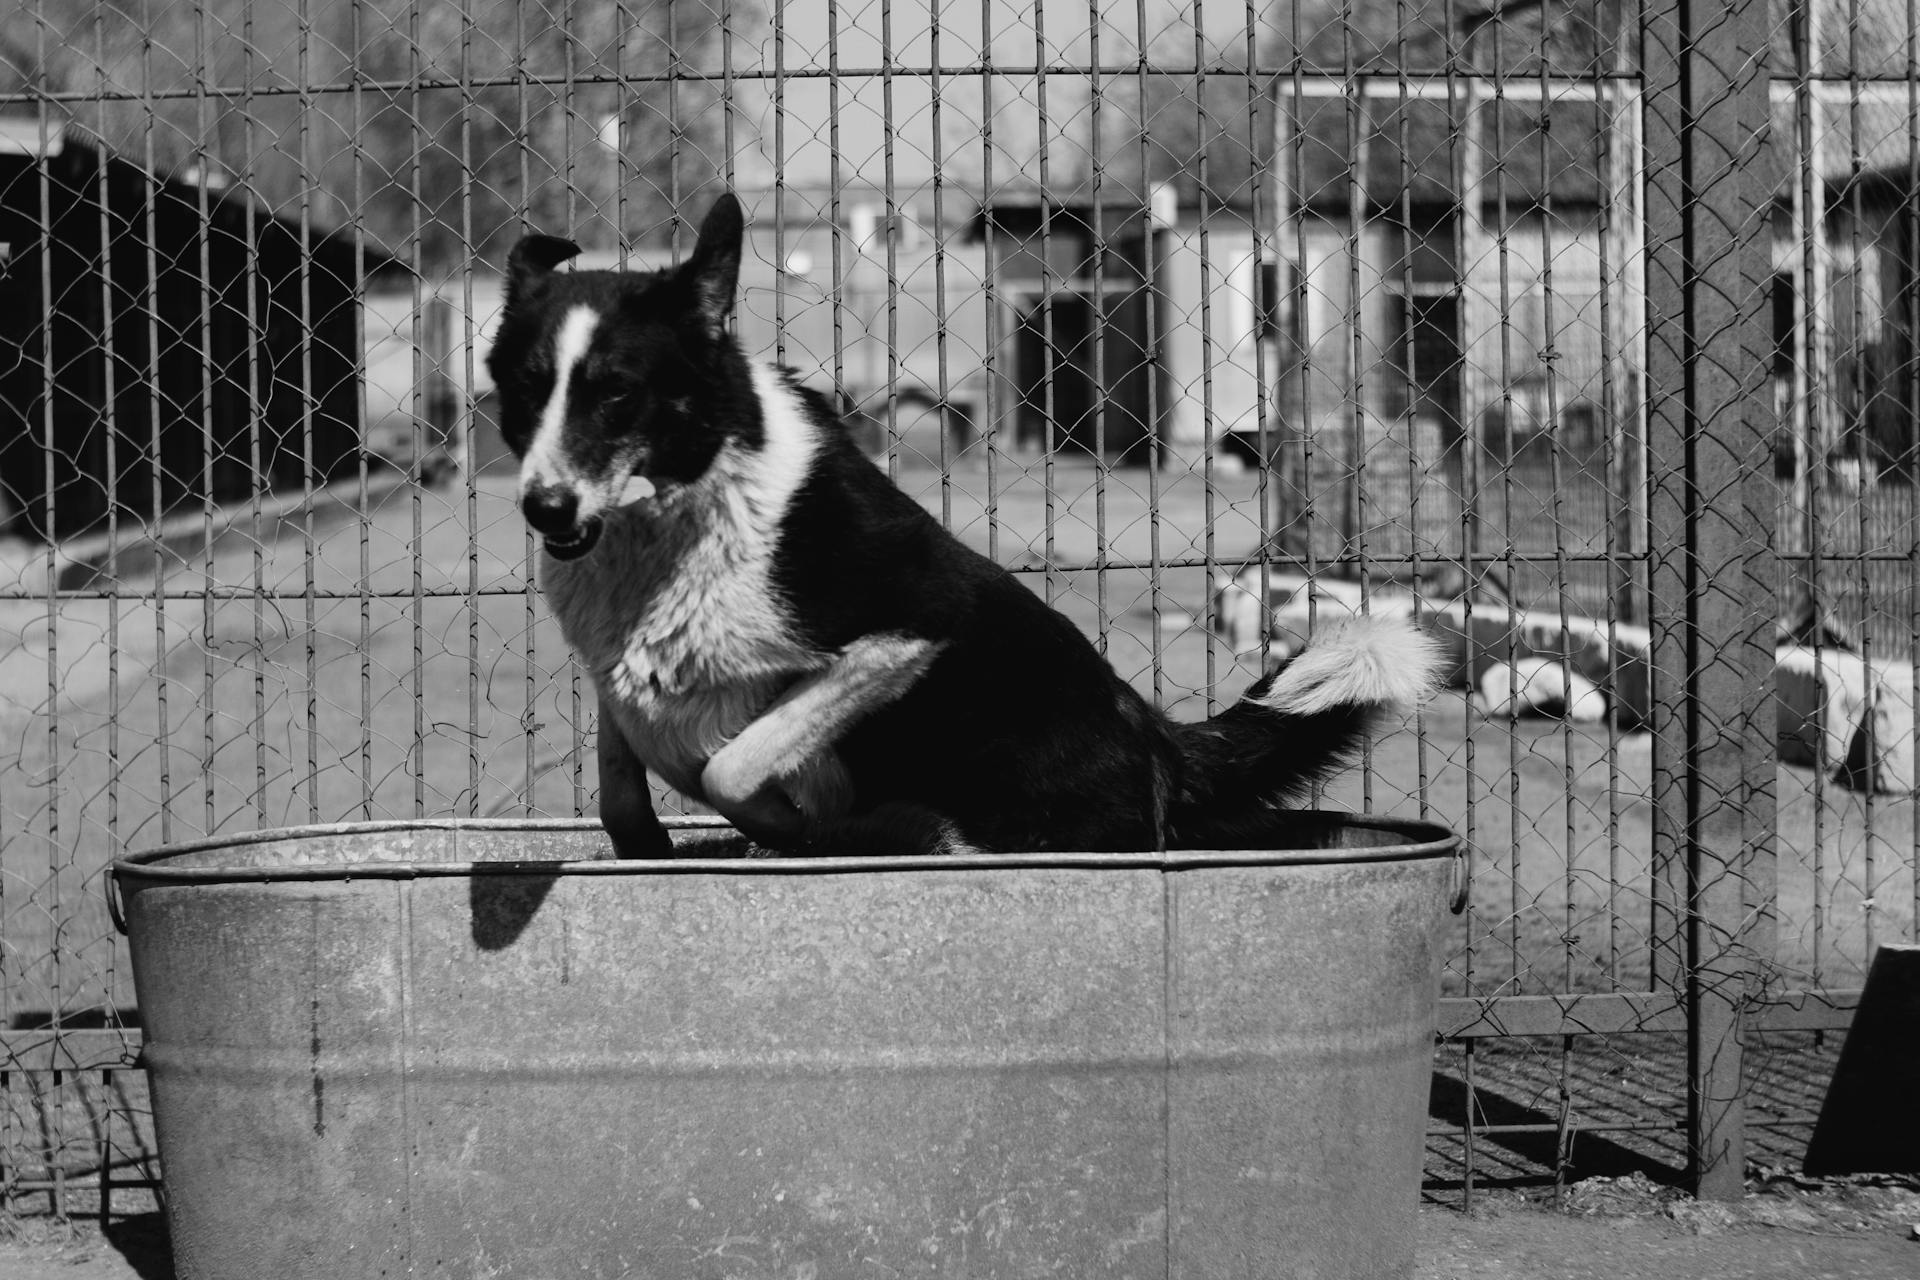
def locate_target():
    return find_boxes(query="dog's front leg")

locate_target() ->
[595,693,675,859]
[701,632,943,844]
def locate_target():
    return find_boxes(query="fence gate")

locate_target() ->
[2,0,1917,1215]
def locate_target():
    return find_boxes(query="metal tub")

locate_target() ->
[114,814,1463,1279]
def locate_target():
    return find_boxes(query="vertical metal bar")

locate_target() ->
[96,1127,110,1226]
[1237,0,1273,720]
[138,0,174,849]
[1036,0,1060,605]
[1485,35,1525,995]
[92,0,126,1051]
[516,0,541,817]
[0,0,16,1052]
[1554,1032,1575,1201]
[926,0,954,526]
[721,0,737,195]
[1790,0,1829,985]
[1391,0,1431,816]
[51,1103,65,1217]
[612,0,631,263]
[461,0,481,819]
[1529,27,1578,998]
[772,0,787,364]
[351,0,375,822]
[1182,0,1213,717]
[565,2,586,816]
[294,0,318,825]
[407,0,428,818]
[1642,0,1776,1200]
[562,5,579,258]
[979,0,1001,566]
[193,0,217,840]
[241,0,267,831]
[666,0,684,255]
[1447,18,1481,963]
[1462,1036,1478,1211]
[31,0,61,1034]
[879,0,900,485]
[1085,0,1109,652]
[1842,4,1877,965]
[1288,56,1319,746]
[0,1069,12,1212]
[1593,30,1631,991]
[1282,38,1313,591]
[1342,66,1375,808]
[1908,0,1920,953]
[1135,0,1162,706]
[827,0,845,431]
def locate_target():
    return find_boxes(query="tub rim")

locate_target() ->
[109,812,1469,937]
[111,812,1461,885]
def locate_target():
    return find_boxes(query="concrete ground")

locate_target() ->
[5,1178,1918,1280]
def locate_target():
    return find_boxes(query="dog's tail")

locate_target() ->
[1167,616,1442,845]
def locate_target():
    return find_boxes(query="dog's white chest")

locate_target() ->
[541,488,823,794]
[606,581,823,793]
[606,602,817,790]
[605,542,815,703]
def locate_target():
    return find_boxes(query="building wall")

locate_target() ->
[1291,205,1613,446]
[1156,215,1269,460]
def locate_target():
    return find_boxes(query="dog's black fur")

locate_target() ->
[487,194,1439,857]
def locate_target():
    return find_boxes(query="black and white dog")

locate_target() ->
[486,194,1440,857]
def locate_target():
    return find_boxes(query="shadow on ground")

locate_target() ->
[1427,1070,1683,1191]
[100,1215,172,1280]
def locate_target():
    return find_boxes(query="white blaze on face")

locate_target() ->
[519,303,602,506]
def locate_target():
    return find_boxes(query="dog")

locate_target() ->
[485,193,1442,857]
[1471,657,1607,722]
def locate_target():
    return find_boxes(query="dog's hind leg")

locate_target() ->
[595,693,674,859]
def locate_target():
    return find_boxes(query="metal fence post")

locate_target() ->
[1642,0,1779,1200]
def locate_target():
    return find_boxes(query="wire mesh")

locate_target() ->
[0,0,1915,1213]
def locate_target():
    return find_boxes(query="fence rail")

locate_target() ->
[4,0,1919,1213]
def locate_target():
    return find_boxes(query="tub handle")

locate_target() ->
[1448,844,1471,916]
[106,869,127,935]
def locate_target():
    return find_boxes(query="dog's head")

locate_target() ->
[487,193,751,560]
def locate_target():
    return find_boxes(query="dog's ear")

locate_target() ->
[505,233,581,308]
[682,193,744,334]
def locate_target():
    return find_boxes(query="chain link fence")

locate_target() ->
[1,0,1915,1217]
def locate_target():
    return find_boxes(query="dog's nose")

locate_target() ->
[521,483,580,535]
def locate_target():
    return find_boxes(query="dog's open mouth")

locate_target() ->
[542,515,603,561]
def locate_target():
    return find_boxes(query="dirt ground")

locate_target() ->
[1419,1175,1920,1280]
[4,1176,1916,1280]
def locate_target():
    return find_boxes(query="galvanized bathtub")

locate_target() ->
[114,813,1462,1280]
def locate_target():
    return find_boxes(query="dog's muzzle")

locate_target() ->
[521,482,604,561]
[540,516,602,561]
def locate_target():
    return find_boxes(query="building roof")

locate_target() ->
[0,135,400,277]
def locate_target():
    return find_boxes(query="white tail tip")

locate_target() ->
[1253,616,1444,717]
